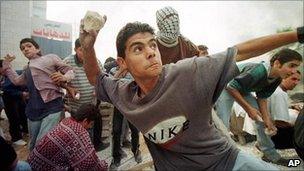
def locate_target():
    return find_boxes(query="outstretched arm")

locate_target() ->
[2,55,26,86]
[79,19,104,86]
[82,46,100,86]
[235,29,301,62]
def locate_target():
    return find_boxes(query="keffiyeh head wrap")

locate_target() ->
[156,6,180,44]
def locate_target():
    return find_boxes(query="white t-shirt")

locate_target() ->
[268,86,298,125]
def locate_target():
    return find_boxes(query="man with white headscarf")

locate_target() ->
[156,6,201,65]
[156,6,234,145]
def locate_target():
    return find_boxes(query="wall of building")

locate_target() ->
[31,17,72,59]
[33,36,72,59]
[1,1,34,70]
[32,1,47,19]
[1,1,71,69]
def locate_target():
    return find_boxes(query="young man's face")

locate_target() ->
[20,42,40,59]
[282,72,301,90]
[119,32,162,80]
[275,59,301,79]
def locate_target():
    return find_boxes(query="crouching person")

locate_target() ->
[27,104,108,171]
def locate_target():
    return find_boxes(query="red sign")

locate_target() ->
[31,17,72,42]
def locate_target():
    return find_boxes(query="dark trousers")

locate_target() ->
[294,111,304,160]
[295,143,304,160]
[2,93,28,142]
[112,107,139,160]
[93,112,103,147]
[271,126,294,149]
[88,102,103,148]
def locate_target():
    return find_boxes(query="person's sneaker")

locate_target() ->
[13,139,27,146]
[109,158,121,171]
[261,155,290,166]
[94,142,110,152]
[122,140,132,148]
[134,149,142,163]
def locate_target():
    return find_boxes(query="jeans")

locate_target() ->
[13,161,32,171]
[216,89,235,128]
[216,89,281,161]
[112,107,139,161]
[232,151,278,170]
[28,111,61,150]
[255,121,281,161]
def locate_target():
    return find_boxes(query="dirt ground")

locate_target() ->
[1,111,303,171]
[0,116,29,161]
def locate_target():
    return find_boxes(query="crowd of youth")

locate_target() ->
[0,6,303,171]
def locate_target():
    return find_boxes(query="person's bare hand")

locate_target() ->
[4,54,16,62]
[50,71,67,84]
[66,86,79,100]
[291,104,303,111]
[79,16,106,50]
[264,118,277,135]
[246,106,263,121]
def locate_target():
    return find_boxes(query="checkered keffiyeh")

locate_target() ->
[28,118,108,171]
[156,6,180,43]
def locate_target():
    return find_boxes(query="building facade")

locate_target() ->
[1,1,71,70]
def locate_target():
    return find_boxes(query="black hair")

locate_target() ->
[75,38,81,49]
[104,57,118,73]
[104,57,116,64]
[71,103,98,122]
[270,48,302,66]
[197,45,208,51]
[116,22,155,58]
[19,38,42,56]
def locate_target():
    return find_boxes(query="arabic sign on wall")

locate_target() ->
[31,17,72,42]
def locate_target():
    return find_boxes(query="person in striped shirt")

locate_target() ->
[63,38,108,151]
